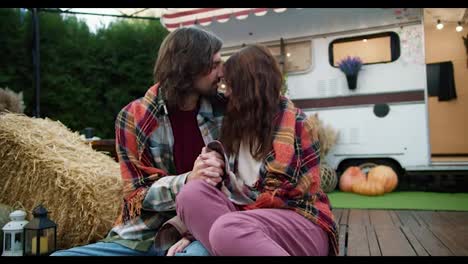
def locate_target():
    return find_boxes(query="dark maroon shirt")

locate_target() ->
[168,105,205,175]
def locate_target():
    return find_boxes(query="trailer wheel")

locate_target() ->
[357,162,379,175]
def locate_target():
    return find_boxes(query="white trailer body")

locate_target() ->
[193,8,468,174]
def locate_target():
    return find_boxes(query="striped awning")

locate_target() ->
[161,8,289,31]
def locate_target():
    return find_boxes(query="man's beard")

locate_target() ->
[197,82,219,97]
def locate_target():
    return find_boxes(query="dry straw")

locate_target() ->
[0,87,25,114]
[306,114,339,192]
[0,113,122,249]
[306,113,338,159]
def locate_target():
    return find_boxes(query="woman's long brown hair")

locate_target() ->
[220,44,283,160]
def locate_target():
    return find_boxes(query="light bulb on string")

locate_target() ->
[436,19,444,30]
[456,21,463,32]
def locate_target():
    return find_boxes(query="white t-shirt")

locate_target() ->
[237,141,262,188]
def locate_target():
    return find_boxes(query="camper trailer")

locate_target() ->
[161,8,468,190]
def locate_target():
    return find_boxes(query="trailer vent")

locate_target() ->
[317,79,327,97]
[329,78,339,96]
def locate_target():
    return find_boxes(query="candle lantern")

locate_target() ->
[2,210,29,256]
[23,205,57,256]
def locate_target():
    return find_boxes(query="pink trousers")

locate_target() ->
[176,180,329,256]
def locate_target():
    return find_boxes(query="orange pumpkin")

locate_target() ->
[351,179,385,196]
[367,165,398,193]
[339,166,367,192]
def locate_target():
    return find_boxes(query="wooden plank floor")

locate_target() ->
[333,209,468,256]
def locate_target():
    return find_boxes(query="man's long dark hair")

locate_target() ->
[153,27,223,108]
[220,44,283,160]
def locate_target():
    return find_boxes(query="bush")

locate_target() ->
[0,8,169,138]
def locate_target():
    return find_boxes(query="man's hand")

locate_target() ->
[166,237,191,256]
[187,147,225,186]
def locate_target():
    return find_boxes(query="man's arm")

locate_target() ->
[143,147,226,211]
[142,172,190,212]
[116,104,225,215]
[115,102,172,219]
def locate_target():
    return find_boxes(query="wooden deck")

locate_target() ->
[334,209,468,256]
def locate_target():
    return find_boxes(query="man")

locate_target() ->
[52,26,225,256]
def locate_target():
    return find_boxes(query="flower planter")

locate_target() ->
[346,74,358,90]
[338,56,362,90]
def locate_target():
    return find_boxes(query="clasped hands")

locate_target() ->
[186,146,225,186]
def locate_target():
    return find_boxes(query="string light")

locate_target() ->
[456,21,463,32]
[436,19,444,30]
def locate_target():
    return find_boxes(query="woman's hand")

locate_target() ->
[187,147,225,186]
[166,237,192,256]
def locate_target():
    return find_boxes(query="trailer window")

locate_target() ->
[329,32,400,67]
[221,40,312,74]
[268,40,312,73]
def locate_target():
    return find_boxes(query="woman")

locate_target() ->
[172,44,339,256]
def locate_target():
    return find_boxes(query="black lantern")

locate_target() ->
[23,205,57,256]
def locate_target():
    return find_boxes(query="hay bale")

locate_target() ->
[0,87,25,114]
[307,113,338,159]
[0,113,122,249]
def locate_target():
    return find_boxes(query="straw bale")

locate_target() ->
[306,113,338,158]
[0,113,122,249]
[0,87,25,114]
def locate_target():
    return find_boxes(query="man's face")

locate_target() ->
[193,52,223,96]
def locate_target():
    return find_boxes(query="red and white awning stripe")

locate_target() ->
[161,8,289,31]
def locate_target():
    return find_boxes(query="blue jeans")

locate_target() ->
[50,240,210,256]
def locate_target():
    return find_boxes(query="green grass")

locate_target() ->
[327,191,468,211]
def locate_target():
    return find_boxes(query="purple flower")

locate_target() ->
[337,56,363,76]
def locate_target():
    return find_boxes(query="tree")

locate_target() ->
[0,8,169,138]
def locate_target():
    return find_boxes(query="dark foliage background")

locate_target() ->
[0,8,168,138]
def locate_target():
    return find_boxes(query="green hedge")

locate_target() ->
[0,8,168,138]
